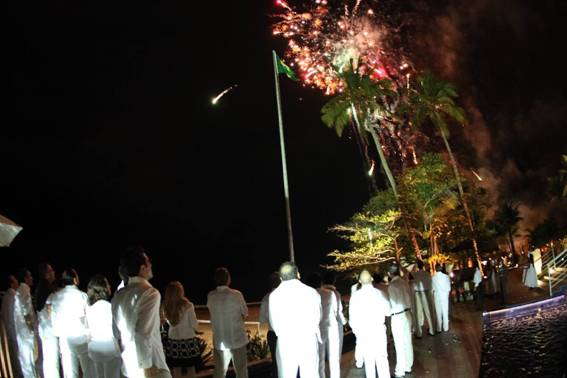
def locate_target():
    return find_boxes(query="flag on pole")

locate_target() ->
[275,53,298,81]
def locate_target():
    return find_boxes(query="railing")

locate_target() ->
[547,249,567,296]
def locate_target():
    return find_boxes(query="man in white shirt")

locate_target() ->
[431,265,452,333]
[207,267,249,378]
[388,264,414,378]
[269,262,321,378]
[259,272,280,378]
[321,272,346,378]
[349,270,391,378]
[50,268,93,378]
[14,269,37,378]
[112,247,170,378]
[2,274,22,377]
[411,260,435,338]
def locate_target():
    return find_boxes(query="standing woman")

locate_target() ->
[86,275,121,377]
[523,253,539,289]
[163,281,200,378]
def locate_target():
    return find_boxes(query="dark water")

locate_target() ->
[480,299,567,377]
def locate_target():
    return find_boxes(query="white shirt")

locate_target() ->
[207,286,248,351]
[259,291,273,331]
[168,302,199,340]
[349,284,391,336]
[388,276,412,313]
[14,283,35,338]
[318,287,338,330]
[87,300,121,362]
[322,284,347,326]
[431,272,452,295]
[111,276,169,377]
[412,270,432,291]
[1,288,17,337]
[269,279,321,341]
[473,268,482,288]
[51,285,89,345]
[37,292,55,338]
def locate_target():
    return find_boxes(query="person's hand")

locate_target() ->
[144,366,160,377]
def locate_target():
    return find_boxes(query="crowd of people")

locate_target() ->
[1,247,457,378]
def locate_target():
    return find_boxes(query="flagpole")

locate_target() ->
[272,50,295,263]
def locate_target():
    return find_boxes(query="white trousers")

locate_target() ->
[356,329,389,378]
[16,329,36,378]
[39,331,60,378]
[213,346,248,378]
[318,324,342,378]
[433,293,449,332]
[413,291,434,336]
[91,357,122,378]
[276,336,319,378]
[391,312,413,377]
[59,338,94,378]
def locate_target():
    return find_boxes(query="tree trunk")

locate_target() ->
[368,125,398,197]
[439,128,484,275]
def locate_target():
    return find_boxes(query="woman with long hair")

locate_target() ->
[163,281,200,378]
[86,275,121,377]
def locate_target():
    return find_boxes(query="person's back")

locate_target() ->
[207,286,248,349]
[318,286,336,331]
[51,285,89,344]
[431,272,451,295]
[349,284,390,335]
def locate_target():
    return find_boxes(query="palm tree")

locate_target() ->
[494,202,522,261]
[408,72,483,270]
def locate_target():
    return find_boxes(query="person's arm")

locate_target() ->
[268,292,280,336]
[259,295,269,326]
[348,296,358,335]
[135,288,161,372]
[188,303,199,331]
[239,292,248,320]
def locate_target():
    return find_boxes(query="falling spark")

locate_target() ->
[368,160,375,176]
[471,169,483,181]
[211,84,238,105]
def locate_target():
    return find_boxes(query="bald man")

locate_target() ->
[269,262,322,378]
[349,270,391,378]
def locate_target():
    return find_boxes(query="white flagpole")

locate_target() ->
[272,50,295,263]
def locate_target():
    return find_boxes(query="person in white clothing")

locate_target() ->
[112,247,171,378]
[523,253,539,289]
[349,270,391,378]
[163,281,200,378]
[51,268,94,378]
[269,262,321,378]
[387,264,414,378]
[321,271,346,378]
[2,274,22,377]
[35,263,60,378]
[349,275,363,369]
[411,260,434,338]
[259,272,281,378]
[86,275,121,378]
[431,265,452,333]
[14,268,37,378]
[207,267,249,378]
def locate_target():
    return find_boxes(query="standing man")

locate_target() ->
[431,265,452,333]
[412,260,435,338]
[207,267,249,378]
[388,264,414,378]
[349,270,391,378]
[2,274,21,377]
[349,274,363,369]
[269,262,321,378]
[473,264,484,310]
[259,272,281,378]
[14,268,37,378]
[35,263,60,378]
[112,247,170,378]
[321,271,346,378]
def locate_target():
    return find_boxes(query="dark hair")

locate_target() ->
[373,272,385,284]
[5,275,16,290]
[416,260,424,270]
[214,267,230,286]
[121,246,148,278]
[435,264,443,272]
[38,262,51,279]
[34,277,57,312]
[322,271,336,286]
[118,264,129,286]
[17,269,30,283]
[279,261,298,281]
[61,268,78,286]
[268,271,280,290]
[87,275,110,305]
[305,272,322,289]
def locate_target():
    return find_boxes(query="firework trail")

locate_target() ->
[211,84,238,105]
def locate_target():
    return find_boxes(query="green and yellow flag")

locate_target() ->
[275,53,298,81]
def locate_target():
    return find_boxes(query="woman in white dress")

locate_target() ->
[86,275,121,378]
[163,281,200,378]
[523,253,539,289]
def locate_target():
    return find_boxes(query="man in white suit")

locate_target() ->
[411,260,435,338]
[269,262,321,378]
[14,269,37,378]
[431,265,452,333]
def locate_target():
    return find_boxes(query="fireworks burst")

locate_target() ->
[272,0,409,95]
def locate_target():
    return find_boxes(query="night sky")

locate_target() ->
[3,0,566,302]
